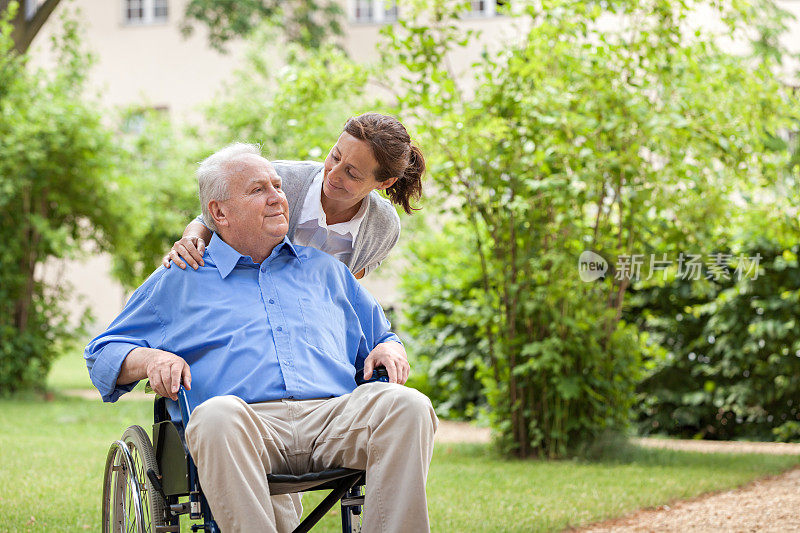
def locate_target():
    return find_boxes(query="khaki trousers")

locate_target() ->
[185,383,439,532]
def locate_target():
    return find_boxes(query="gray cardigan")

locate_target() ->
[199,160,401,275]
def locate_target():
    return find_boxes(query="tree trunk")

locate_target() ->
[3,0,62,54]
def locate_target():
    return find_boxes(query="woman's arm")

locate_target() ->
[162,219,212,270]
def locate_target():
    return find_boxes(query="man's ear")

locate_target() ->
[208,200,229,228]
[375,177,399,191]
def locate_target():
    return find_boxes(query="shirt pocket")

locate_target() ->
[298,297,350,365]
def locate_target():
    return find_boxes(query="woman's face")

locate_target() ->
[322,132,397,206]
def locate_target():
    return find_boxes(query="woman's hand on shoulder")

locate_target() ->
[162,236,206,270]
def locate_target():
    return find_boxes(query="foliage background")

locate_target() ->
[2,0,800,460]
[387,0,799,455]
[0,8,120,392]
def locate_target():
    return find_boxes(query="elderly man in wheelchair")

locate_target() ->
[85,144,438,532]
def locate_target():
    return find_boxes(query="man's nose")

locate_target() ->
[265,185,282,204]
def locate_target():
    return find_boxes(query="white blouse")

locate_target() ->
[292,170,378,275]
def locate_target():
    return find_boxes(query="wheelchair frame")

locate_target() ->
[101,367,390,533]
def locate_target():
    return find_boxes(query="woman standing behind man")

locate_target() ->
[164,112,426,384]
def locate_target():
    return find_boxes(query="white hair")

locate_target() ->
[197,143,262,232]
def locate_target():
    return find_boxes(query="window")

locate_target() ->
[153,0,168,20]
[354,0,374,22]
[468,0,505,17]
[123,0,168,25]
[125,0,144,23]
[351,0,398,23]
[383,0,398,22]
[25,0,47,21]
[121,106,169,135]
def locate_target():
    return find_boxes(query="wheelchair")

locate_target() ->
[101,367,389,533]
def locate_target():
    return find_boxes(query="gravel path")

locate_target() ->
[435,420,491,443]
[577,467,800,532]
[631,437,800,456]
[577,439,800,533]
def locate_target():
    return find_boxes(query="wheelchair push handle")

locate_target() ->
[355,365,390,386]
[177,386,193,428]
[147,380,194,424]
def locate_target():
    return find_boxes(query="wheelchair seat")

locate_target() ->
[267,468,365,495]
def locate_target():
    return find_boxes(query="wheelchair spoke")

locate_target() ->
[125,487,135,533]
[102,426,167,533]
[128,442,153,531]
[114,456,127,533]
[104,428,167,533]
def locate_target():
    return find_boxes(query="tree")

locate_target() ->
[0,9,123,391]
[0,0,58,53]
[627,204,800,441]
[108,108,204,290]
[387,0,798,457]
[200,37,371,157]
[0,0,343,55]
[181,0,343,52]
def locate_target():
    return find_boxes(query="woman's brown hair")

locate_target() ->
[343,113,426,214]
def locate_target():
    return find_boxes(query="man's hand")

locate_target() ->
[146,349,192,400]
[119,347,191,401]
[363,341,409,385]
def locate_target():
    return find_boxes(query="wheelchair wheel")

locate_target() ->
[102,425,168,533]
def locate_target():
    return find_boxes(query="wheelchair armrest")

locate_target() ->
[148,381,192,427]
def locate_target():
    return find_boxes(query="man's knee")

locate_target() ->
[368,384,439,435]
[185,395,249,450]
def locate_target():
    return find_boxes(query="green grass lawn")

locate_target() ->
[7,353,794,532]
[46,351,95,391]
[1,393,798,532]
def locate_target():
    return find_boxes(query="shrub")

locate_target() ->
[0,8,120,391]
[629,238,800,441]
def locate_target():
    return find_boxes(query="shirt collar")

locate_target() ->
[297,169,368,239]
[207,233,301,279]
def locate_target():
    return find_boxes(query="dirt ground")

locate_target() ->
[434,420,491,443]
[576,439,800,533]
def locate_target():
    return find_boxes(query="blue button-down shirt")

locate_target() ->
[84,234,399,418]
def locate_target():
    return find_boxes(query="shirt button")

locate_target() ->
[269,299,275,304]
[277,326,283,332]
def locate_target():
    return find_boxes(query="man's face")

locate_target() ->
[215,154,289,259]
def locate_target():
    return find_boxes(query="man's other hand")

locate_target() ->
[363,342,409,385]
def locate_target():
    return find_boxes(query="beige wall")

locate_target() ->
[30,0,248,116]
